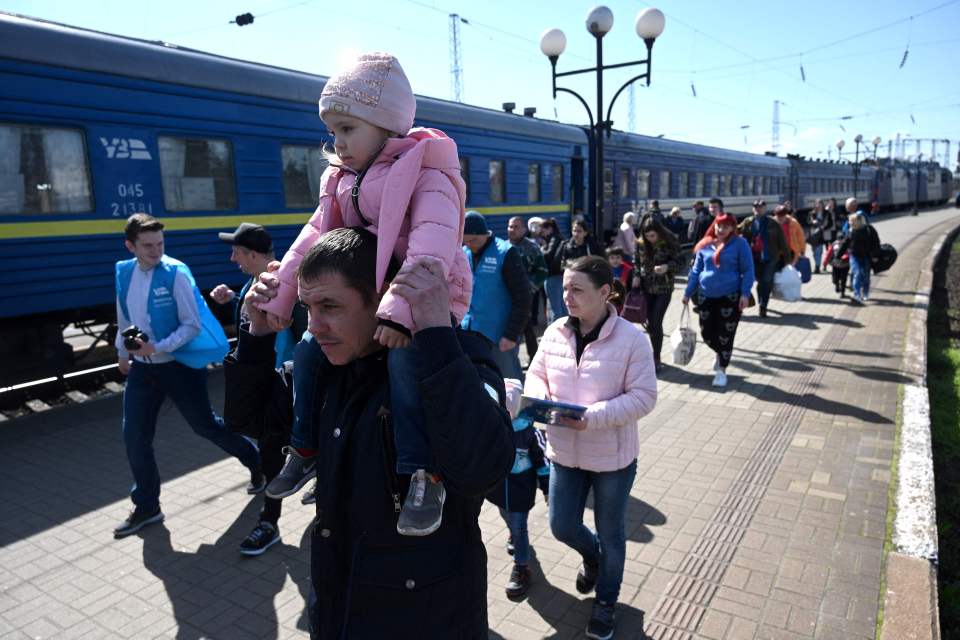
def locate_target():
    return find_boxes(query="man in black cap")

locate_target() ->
[213,223,309,556]
[211,223,275,328]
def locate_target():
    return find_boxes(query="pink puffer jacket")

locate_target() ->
[258,128,472,332]
[524,304,658,472]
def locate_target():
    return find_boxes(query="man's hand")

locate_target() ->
[118,357,131,376]
[374,325,411,349]
[653,264,668,275]
[210,284,235,305]
[128,339,156,356]
[738,295,750,311]
[388,256,451,332]
[498,338,517,352]
[681,296,690,306]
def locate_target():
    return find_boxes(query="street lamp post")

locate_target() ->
[853,134,863,199]
[872,136,881,160]
[540,6,665,237]
[913,152,923,216]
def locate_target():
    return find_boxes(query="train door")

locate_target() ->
[570,155,585,218]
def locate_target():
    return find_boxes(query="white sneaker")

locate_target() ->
[713,356,721,373]
[712,369,728,387]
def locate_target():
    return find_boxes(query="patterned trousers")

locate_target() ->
[697,292,742,369]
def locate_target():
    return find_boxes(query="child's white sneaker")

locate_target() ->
[712,369,728,388]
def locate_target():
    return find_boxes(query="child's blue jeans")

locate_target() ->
[290,336,431,476]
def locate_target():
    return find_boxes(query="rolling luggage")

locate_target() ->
[872,244,897,274]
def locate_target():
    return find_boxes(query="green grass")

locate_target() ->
[930,238,960,637]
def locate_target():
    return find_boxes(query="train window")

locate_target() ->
[618,168,630,199]
[709,174,719,197]
[489,160,505,203]
[678,172,688,198]
[551,164,563,201]
[281,145,327,208]
[658,171,670,198]
[733,176,743,196]
[0,124,93,214]
[460,157,470,202]
[695,173,704,197]
[159,137,236,211]
[746,175,755,195]
[719,174,729,197]
[528,163,541,202]
[636,170,650,199]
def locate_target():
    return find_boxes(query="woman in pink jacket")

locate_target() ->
[258,52,472,537]
[524,256,657,640]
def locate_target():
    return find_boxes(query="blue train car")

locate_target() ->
[0,12,584,382]
[786,156,877,212]
[602,132,791,223]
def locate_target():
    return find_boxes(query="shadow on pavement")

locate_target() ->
[521,548,647,640]
[624,497,667,544]
[733,380,893,424]
[140,498,311,640]
[0,375,241,547]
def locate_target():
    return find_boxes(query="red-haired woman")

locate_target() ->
[681,213,755,388]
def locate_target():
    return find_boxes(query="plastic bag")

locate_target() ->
[773,265,802,301]
[670,305,697,366]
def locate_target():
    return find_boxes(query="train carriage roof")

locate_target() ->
[604,130,790,168]
[0,11,585,144]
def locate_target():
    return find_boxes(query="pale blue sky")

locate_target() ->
[5,0,959,165]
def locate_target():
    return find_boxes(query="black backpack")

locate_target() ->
[872,244,897,274]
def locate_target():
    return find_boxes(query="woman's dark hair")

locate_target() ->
[609,278,626,312]
[541,217,560,236]
[572,218,590,234]
[638,215,680,259]
[566,255,613,290]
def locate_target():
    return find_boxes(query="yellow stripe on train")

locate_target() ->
[0,205,570,239]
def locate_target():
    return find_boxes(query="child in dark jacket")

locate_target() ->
[486,402,550,599]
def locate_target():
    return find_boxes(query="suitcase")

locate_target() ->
[872,244,897,274]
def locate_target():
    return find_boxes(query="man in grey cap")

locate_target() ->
[461,211,531,380]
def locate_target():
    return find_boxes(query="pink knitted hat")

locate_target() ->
[319,53,416,135]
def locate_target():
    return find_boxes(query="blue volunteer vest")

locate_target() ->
[115,255,229,369]
[460,237,512,343]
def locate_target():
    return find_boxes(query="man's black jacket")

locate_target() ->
[229,325,514,639]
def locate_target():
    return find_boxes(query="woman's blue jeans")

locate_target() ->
[544,275,567,321]
[812,244,824,271]
[548,460,637,605]
[850,255,871,298]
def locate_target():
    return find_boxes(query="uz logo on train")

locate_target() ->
[99,137,155,217]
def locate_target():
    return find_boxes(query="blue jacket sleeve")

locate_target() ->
[684,250,704,299]
[414,327,514,497]
[738,239,756,297]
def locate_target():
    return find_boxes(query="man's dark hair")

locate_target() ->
[298,227,400,305]
[125,213,164,243]
[605,246,624,258]
[694,200,704,208]
[709,197,724,209]
[567,255,613,290]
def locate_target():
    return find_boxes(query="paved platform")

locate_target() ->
[1,206,958,640]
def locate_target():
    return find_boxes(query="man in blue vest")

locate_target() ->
[461,211,531,381]
[113,214,262,539]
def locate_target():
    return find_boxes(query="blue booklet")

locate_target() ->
[518,395,587,426]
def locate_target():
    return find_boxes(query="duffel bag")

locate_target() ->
[872,244,897,274]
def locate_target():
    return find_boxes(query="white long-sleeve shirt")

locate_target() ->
[115,263,201,363]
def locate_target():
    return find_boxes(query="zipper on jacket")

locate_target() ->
[379,412,403,514]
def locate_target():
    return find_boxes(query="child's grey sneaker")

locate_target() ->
[114,506,164,539]
[396,469,445,536]
[246,469,266,494]
[265,447,317,499]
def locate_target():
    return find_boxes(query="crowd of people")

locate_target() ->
[109,51,890,640]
